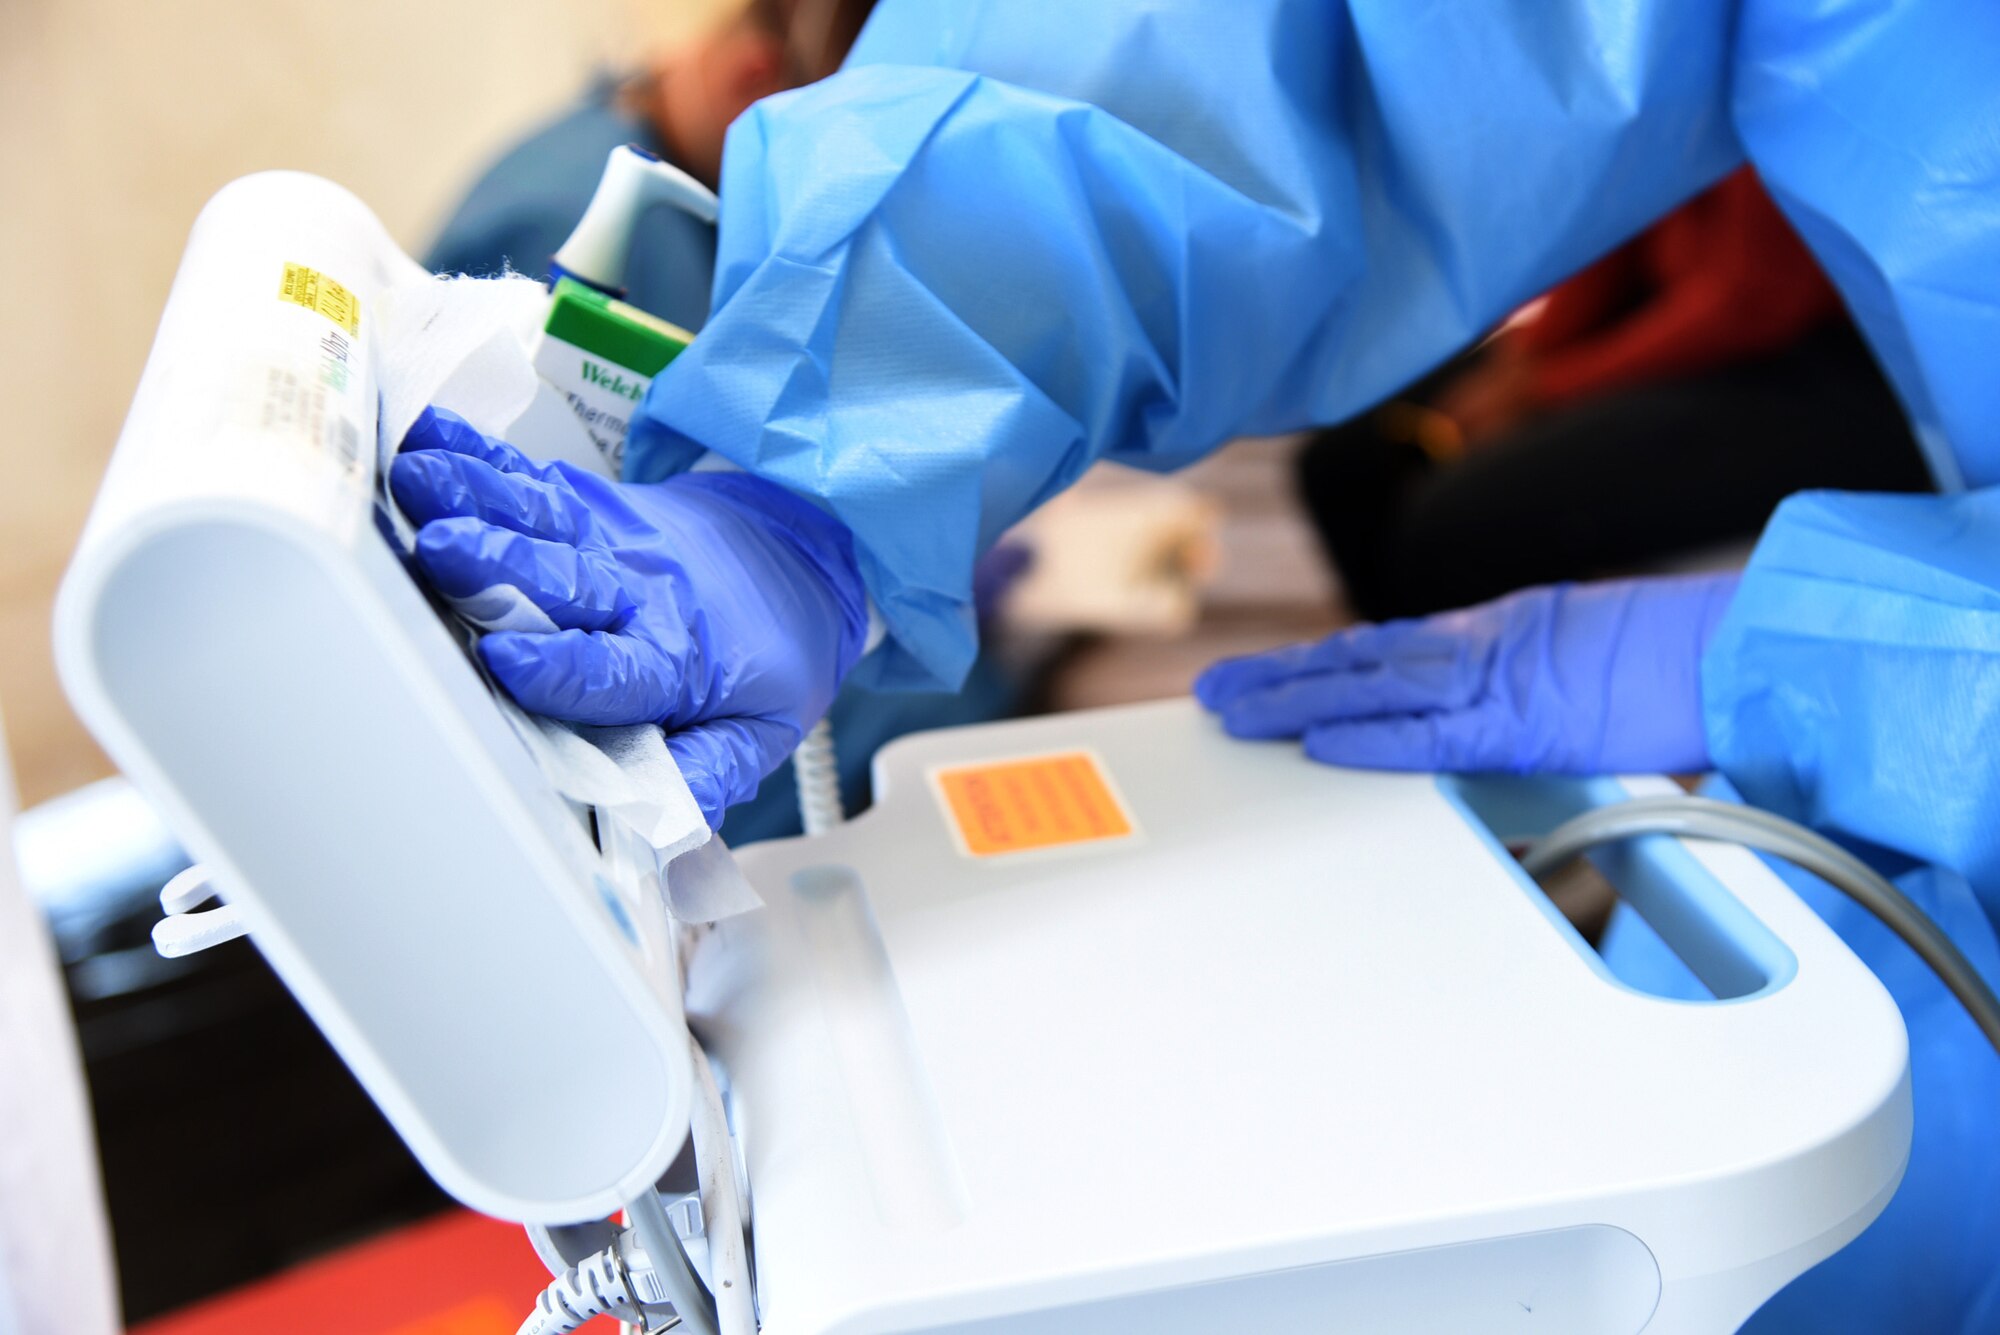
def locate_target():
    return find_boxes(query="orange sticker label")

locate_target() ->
[933,750,1136,858]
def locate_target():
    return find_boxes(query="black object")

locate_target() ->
[53,866,447,1321]
[1295,321,1934,622]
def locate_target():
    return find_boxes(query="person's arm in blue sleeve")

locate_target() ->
[1193,486,2000,923]
[1704,487,2000,906]
[1193,487,2000,920]
[630,0,1751,691]
[1180,0,2000,850]
[1730,0,2000,494]
[400,0,1997,822]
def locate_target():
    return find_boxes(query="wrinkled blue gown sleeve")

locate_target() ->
[630,0,2000,691]
[629,0,1744,688]
[1704,488,2000,919]
[1682,488,2000,1330]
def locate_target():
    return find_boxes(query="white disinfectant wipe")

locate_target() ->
[372,273,755,919]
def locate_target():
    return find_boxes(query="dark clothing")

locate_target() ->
[424,73,718,333]
[1299,322,1933,621]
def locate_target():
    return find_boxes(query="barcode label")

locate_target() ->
[328,415,362,473]
[256,365,367,482]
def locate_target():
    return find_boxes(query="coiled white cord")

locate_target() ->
[517,1223,677,1335]
[793,716,844,836]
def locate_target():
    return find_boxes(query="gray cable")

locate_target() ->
[1520,794,2000,1056]
[627,1186,721,1335]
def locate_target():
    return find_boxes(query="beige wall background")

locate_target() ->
[0,0,733,806]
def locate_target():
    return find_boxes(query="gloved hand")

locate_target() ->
[389,407,870,826]
[1195,574,1739,775]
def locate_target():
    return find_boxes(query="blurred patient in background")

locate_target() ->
[1296,167,1934,621]
[426,0,1020,842]
[427,0,877,331]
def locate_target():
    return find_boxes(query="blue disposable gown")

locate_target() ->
[626,2,2000,1325]
[1688,489,2000,1328]
[633,0,2000,689]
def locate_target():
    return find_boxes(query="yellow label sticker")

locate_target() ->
[933,750,1136,858]
[279,261,361,334]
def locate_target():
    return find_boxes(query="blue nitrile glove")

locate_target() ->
[1195,574,1740,775]
[389,407,869,826]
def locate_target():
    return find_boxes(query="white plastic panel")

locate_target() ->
[56,170,698,1223]
[698,699,1908,1334]
[925,1227,1661,1335]
[81,519,689,1219]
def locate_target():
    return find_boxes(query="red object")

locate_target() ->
[128,1210,618,1335]
[1509,168,1844,406]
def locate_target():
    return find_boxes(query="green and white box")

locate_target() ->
[531,276,692,474]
